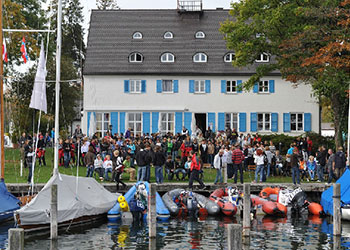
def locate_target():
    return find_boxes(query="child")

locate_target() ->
[123,155,136,181]
[94,154,104,180]
[306,155,317,181]
[164,156,175,180]
[184,156,192,179]
[103,155,113,181]
[299,159,308,182]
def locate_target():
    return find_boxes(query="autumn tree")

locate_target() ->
[96,0,119,10]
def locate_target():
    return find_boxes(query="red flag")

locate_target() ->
[2,39,8,63]
[20,37,29,63]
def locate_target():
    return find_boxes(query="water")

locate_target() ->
[2,216,350,249]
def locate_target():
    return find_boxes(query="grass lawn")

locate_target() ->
[3,148,293,184]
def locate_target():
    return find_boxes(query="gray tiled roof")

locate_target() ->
[84,9,280,76]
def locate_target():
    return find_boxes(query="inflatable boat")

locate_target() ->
[209,187,241,216]
[162,189,220,216]
[251,194,287,217]
[107,182,170,222]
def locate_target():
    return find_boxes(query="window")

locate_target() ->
[129,52,143,63]
[226,80,237,93]
[130,80,141,93]
[194,80,205,93]
[225,113,238,130]
[193,53,207,63]
[161,53,175,63]
[128,113,142,135]
[224,53,235,62]
[164,31,173,39]
[96,112,110,138]
[132,32,143,39]
[195,31,205,39]
[162,80,173,92]
[256,53,269,62]
[259,80,269,93]
[291,113,303,131]
[257,113,271,131]
[160,113,175,134]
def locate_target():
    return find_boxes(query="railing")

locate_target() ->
[177,0,202,12]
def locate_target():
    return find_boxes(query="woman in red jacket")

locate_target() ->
[188,150,207,190]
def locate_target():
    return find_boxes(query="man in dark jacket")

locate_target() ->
[153,146,166,184]
[316,146,327,182]
[333,147,347,180]
[136,144,152,181]
[291,149,300,185]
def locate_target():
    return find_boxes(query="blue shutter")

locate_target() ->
[271,113,278,132]
[143,112,150,134]
[120,112,126,134]
[208,113,216,132]
[304,113,311,132]
[141,80,146,93]
[152,112,159,133]
[156,80,162,93]
[237,80,243,93]
[173,80,179,93]
[124,80,130,93]
[253,82,259,93]
[283,113,291,132]
[221,80,226,93]
[205,80,211,93]
[111,112,119,135]
[184,112,192,135]
[250,113,257,132]
[239,113,246,132]
[269,80,275,93]
[218,113,225,131]
[189,80,195,93]
[87,112,91,135]
[175,112,183,133]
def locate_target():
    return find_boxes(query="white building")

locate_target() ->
[83,4,319,137]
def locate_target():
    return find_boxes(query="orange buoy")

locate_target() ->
[308,202,323,216]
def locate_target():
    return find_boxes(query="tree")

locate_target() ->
[96,0,119,10]
[220,0,349,148]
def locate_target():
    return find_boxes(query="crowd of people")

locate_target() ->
[18,124,348,187]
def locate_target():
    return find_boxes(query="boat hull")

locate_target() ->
[209,188,237,216]
[342,207,350,220]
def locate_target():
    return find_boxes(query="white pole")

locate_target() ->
[20,160,23,177]
[53,0,62,176]
[3,29,55,33]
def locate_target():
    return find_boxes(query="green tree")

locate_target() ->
[96,0,119,10]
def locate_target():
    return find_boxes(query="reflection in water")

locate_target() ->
[6,216,350,250]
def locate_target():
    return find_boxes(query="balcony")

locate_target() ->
[177,0,202,12]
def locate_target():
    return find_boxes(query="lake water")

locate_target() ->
[1,215,350,249]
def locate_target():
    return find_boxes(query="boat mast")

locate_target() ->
[53,0,62,175]
[0,0,4,180]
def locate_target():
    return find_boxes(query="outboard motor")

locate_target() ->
[187,192,198,219]
[290,191,308,215]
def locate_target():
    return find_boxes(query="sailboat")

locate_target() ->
[14,0,118,232]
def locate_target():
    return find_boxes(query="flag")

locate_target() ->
[29,41,47,113]
[2,39,7,63]
[20,37,29,63]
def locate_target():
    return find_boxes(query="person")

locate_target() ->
[84,146,95,177]
[188,150,207,190]
[232,144,244,184]
[275,150,283,175]
[306,155,317,181]
[164,156,175,180]
[103,154,113,181]
[333,146,347,180]
[184,156,192,178]
[306,136,313,155]
[26,146,35,184]
[291,148,300,185]
[327,149,336,183]
[299,158,308,182]
[175,155,187,180]
[153,146,166,184]
[316,146,327,182]
[199,140,208,164]
[181,126,189,140]
[207,140,215,167]
[123,155,136,181]
[63,138,71,168]
[264,146,273,178]
[253,148,264,183]
[136,145,147,181]
[94,154,104,180]
[127,139,136,168]
[73,125,83,139]
[144,144,153,182]
[213,149,224,184]
[112,150,126,190]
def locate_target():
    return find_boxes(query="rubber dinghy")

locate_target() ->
[162,189,220,216]
[251,194,287,217]
[15,174,117,232]
[209,187,241,216]
[0,179,20,222]
[108,182,170,222]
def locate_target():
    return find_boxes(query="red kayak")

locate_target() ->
[209,188,238,216]
[251,194,287,217]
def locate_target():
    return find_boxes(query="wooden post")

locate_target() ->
[51,184,58,240]
[243,183,251,237]
[333,236,341,250]
[148,183,156,238]
[227,224,242,250]
[223,164,228,184]
[333,183,341,236]
[50,239,58,250]
[8,228,24,250]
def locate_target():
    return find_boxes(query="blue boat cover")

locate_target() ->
[321,169,350,216]
[0,179,20,218]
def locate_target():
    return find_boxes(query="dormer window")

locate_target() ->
[256,53,269,62]
[164,31,173,39]
[224,53,235,62]
[193,53,207,63]
[161,53,175,63]
[195,31,205,39]
[132,32,143,39]
[129,52,143,63]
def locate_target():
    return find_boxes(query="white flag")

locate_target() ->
[29,41,47,113]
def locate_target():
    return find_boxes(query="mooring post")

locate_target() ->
[51,184,58,240]
[227,224,242,250]
[8,228,24,250]
[50,239,58,250]
[148,183,156,238]
[223,164,228,184]
[333,183,341,236]
[243,183,251,237]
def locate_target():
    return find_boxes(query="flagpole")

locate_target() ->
[0,0,5,180]
[53,0,62,175]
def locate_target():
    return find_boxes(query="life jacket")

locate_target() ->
[191,154,201,171]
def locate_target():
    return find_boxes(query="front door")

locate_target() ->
[195,113,206,135]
